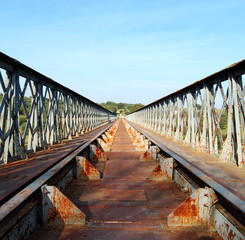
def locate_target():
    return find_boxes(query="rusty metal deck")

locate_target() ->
[127,121,245,225]
[28,120,222,240]
[127,121,245,198]
[0,122,114,205]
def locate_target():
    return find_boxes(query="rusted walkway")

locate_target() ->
[128,121,245,199]
[29,120,221,240]
[127,120,245,226]
[0,122,113,205]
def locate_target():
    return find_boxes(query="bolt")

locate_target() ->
[204,193,209,197]
[203,204,209,207]
[43,190,50,194]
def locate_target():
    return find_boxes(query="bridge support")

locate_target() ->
[97,138,111,151]
[101,133,111,145]
[76,156,101,180]
[140,145,160,161]
[105,131,113,142]
[124,123,149,151]
[135,136,149,151]
[107,128,116,137]
[149,156,174,180]
[167,187,218,227]
[89,144,107,161]
[42,185,86,226]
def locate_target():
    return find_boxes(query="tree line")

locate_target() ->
[98,101,144,116]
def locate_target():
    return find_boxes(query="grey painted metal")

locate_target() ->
[0,52,116,164]
[127,60,245,167]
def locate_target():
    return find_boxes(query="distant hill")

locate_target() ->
[99,101,144,116]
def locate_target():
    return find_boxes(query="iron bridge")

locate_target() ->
[0,52,244,240]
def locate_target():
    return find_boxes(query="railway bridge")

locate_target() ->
[0,52,244,240]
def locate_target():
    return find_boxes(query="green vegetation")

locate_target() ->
[99,101,144,116]
[0,93,48,135]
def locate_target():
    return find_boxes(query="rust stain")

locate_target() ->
[143,151,148,158]
[149,164,168,180]
[225,223,229,232]
[95,147,103,159]
[151,165,163,177]
[27,119,225,239]
[48,188,84,224]
[84,160,98,176]
[172,197,198,217]
[228,229,236,240]
[136,145,147,151]
[95,147,106,160]
[108,130,115,136]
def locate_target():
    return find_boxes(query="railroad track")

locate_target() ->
[0,122,116,206]
[0,121,118,239]
[125,120,245,240]
[0,119,244,240]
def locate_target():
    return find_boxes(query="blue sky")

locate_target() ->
[0,0,244,104]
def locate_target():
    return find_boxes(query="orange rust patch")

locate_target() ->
[84,160,98,176]
[45,186,85,226]
[53,190,84,222]
[172,197,198,217]
[108,130,115,136]
[143,151,149,158]
[95,147,105,160]
[151,165,164,178]
[228,229,236,240]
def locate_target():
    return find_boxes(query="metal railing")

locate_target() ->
[0,52,116,164]
[127,60,245,167]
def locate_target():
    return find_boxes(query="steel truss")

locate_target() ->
[0,52,116,164]
[127,60,245,167]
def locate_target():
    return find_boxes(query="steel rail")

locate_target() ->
[127,120,245,226]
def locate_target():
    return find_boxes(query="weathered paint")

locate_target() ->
[28,119,223,240]
[101,134,111,144]
[123,122,151,151]
[140,146,160,161]
[97,138,110,151]
[149,165,164,180]
[89,144,107,161]
[108,129,116,137]
[168,187,218,227]
[0,121,118,239]
[105,131,113,142]
[149,157,174,181]
[210,206,245,240]
[42,185,86,226]
[76,156,101,180]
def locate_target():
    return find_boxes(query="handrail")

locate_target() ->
[127,60,245,167]
[0,52,116,163]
